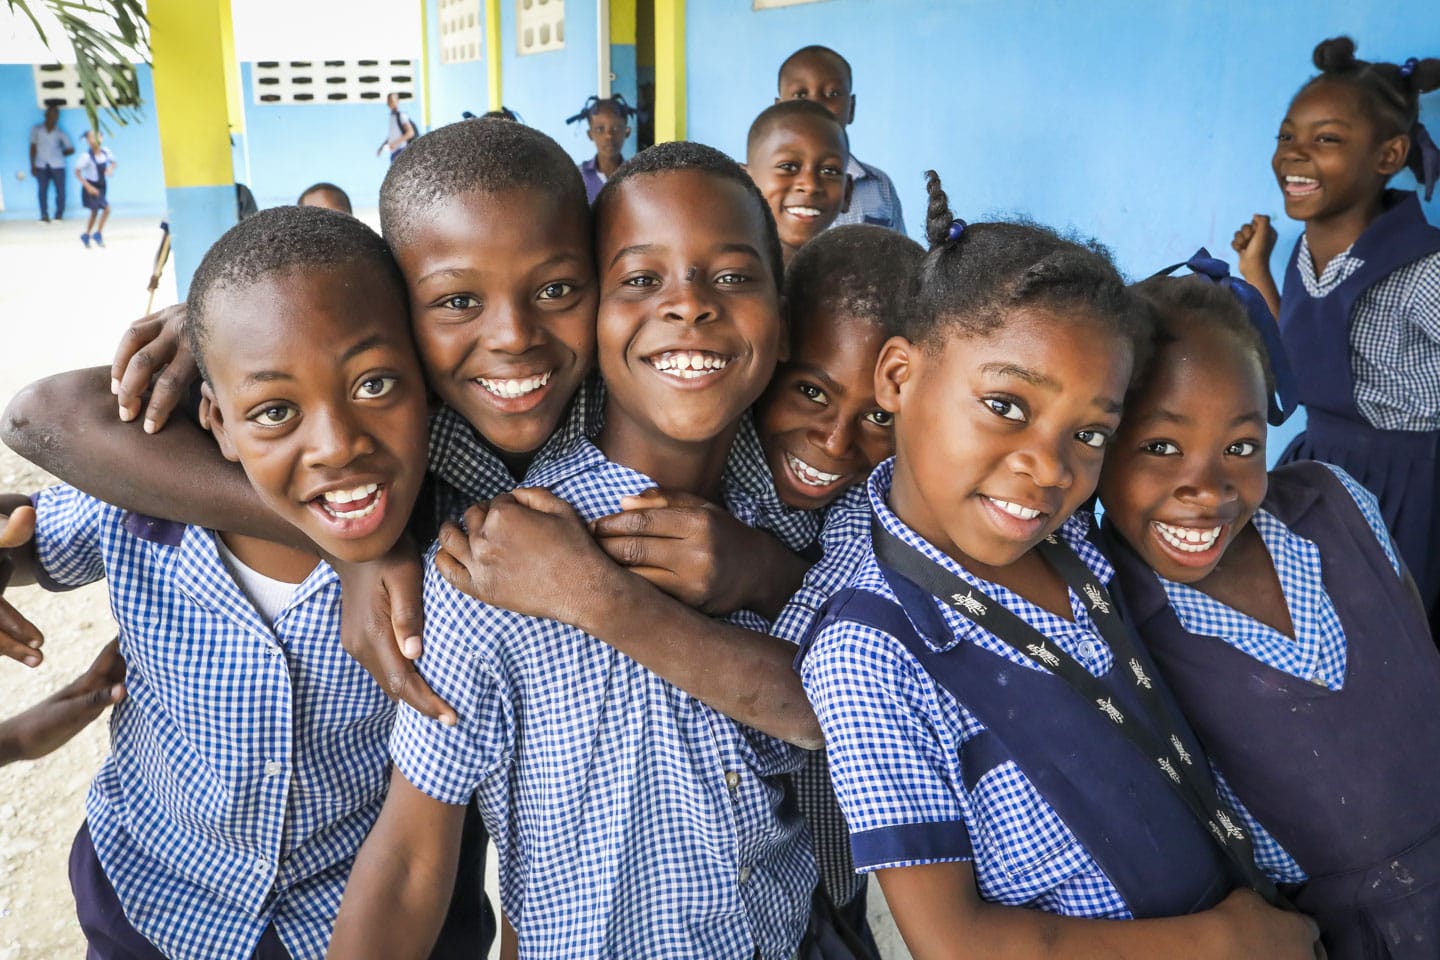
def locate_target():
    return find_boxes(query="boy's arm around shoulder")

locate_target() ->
[2,365,304,547]
[434,488,823,750]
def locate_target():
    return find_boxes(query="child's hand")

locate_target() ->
[0,638,125,766]
[1231,214,1277,283]
[336,542,456,727]
[110,302,197,433]
[591,488,802,617]
[0,505,44,667]
[1210,888,1323,960]
[435,489,609,627]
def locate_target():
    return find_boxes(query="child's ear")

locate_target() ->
[847,94,857,126]
[200,383,242,464]
[874,335,915,414]
[841,174,854,214]
[1377,133,1411,177]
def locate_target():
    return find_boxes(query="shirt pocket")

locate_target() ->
[970,762,1088,897]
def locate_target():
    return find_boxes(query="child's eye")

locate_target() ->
[1142,440,1180,456]
[251,404,295,427]
[821,165,843,177]
[864,409,893,427]
[715,272,751,286]
[356,376,398,400]
[984,398,1025,421]
[798,383,827,404]
[1275,132,1291,142]
[1226,440,1259,457]
[439,294,480,311]
[621,274,658,289]
[777,161,799,173]
[538,282,575,301]
[1075,429,1109,449]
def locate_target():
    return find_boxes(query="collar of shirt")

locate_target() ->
[1297,235,1364,298]
[1157,509,1348,689]
[845,154,872,182]
[865,458,1116,673]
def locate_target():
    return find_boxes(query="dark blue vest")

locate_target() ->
[1277,191,1440,614]
[1106,461,1440,958]
[800,553,1235,920]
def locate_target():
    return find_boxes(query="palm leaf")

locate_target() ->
[6,0,150,132]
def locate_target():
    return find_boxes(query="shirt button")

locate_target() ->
[738,865,751,884]
[264,760,283,778]
[255,857,271,876]
[1078,641,1097,661]
[724,771,740,790]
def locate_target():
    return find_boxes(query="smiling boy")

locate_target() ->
[746,99,853,267]
[0,206,430,960]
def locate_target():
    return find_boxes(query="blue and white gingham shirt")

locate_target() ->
[391,438,816,959]
[1156,464,1401,884]
[1296,237,1440,430]
[427,377,819,551]
[801,460,1294,915]
[31,485,393,960]
[832,155,906,235]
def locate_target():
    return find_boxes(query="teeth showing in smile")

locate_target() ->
[477,371,552,398]
[647,351,730,380]
[1154,521,1223,553]
[320,483,381,520]
[785,205,822,219]
[785,452,842,487]
[1284,175,1319,194]
[987,497,1042,521]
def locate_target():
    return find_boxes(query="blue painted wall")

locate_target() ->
[1,62,165,220]
[424,0,490,129]
[685,0,1440,456]
[499,0,605,165]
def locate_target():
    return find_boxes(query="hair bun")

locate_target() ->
[1313,36,1358,72]
[923,169,957,252]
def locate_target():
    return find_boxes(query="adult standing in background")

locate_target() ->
[30,104,75,223]
[376,92,417,162]
[777,45,906,235]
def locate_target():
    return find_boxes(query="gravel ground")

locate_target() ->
[0,213,911,959]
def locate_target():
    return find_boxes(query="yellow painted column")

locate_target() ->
[420,0,433,129]
[149,0,239,297]
[486,0,503,111]
[653,0,685,143]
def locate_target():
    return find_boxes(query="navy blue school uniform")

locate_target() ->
[798,460,1242,920]
[1277,189,1440,625]
[1105,460,1440,959]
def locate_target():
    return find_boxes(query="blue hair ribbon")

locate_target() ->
[1411,122,1439,202]
[1400,57,1419,78]
[1153,248,1298,426]
[946,218,967,242]
[565,93,637,126]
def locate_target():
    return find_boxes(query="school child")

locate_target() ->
[297,181,353,214]
[329,142,816,960]
[1231,37,1440,626]
[0,205,433,959]
[777,45,904,235]
[796,173,1321,958]
[76,129,115,248]
[565,93,637,203]
[745,99,854,268]
[1098,263,1440,959]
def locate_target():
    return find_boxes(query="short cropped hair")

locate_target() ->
[297,182,353,214]
[379,118,588,248]
[746,99,848,158]
[785,224,922,343]
[777,45,852,90]
[186,205,405,382]
[593,141,785,290]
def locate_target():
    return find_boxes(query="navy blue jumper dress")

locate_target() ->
[1105,460,1440,959]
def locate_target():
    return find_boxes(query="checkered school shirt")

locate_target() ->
[426,376,820,551]
[1296,237,1440,430]
[390,437,816,959]
[800,459,1297,915]
[1156,464,1401,885]
[31,485,393,960]
[832,156,907,235]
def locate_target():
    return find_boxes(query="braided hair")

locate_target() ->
[1130,275,1275,400]
[565,93,637,128]
[1302,37,1440,188]
[903,170,1151,377]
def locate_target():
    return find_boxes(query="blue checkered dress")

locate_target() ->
[800,459,1294,916]
[832,155,907,235]
[1156,463,1402,884]
[390,438,816,959]
[1295,237,1440,430]
[31,485,393,960]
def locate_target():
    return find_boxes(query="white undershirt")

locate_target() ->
[214,535,301,627]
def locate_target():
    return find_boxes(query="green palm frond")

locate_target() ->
[6,0,150,132]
